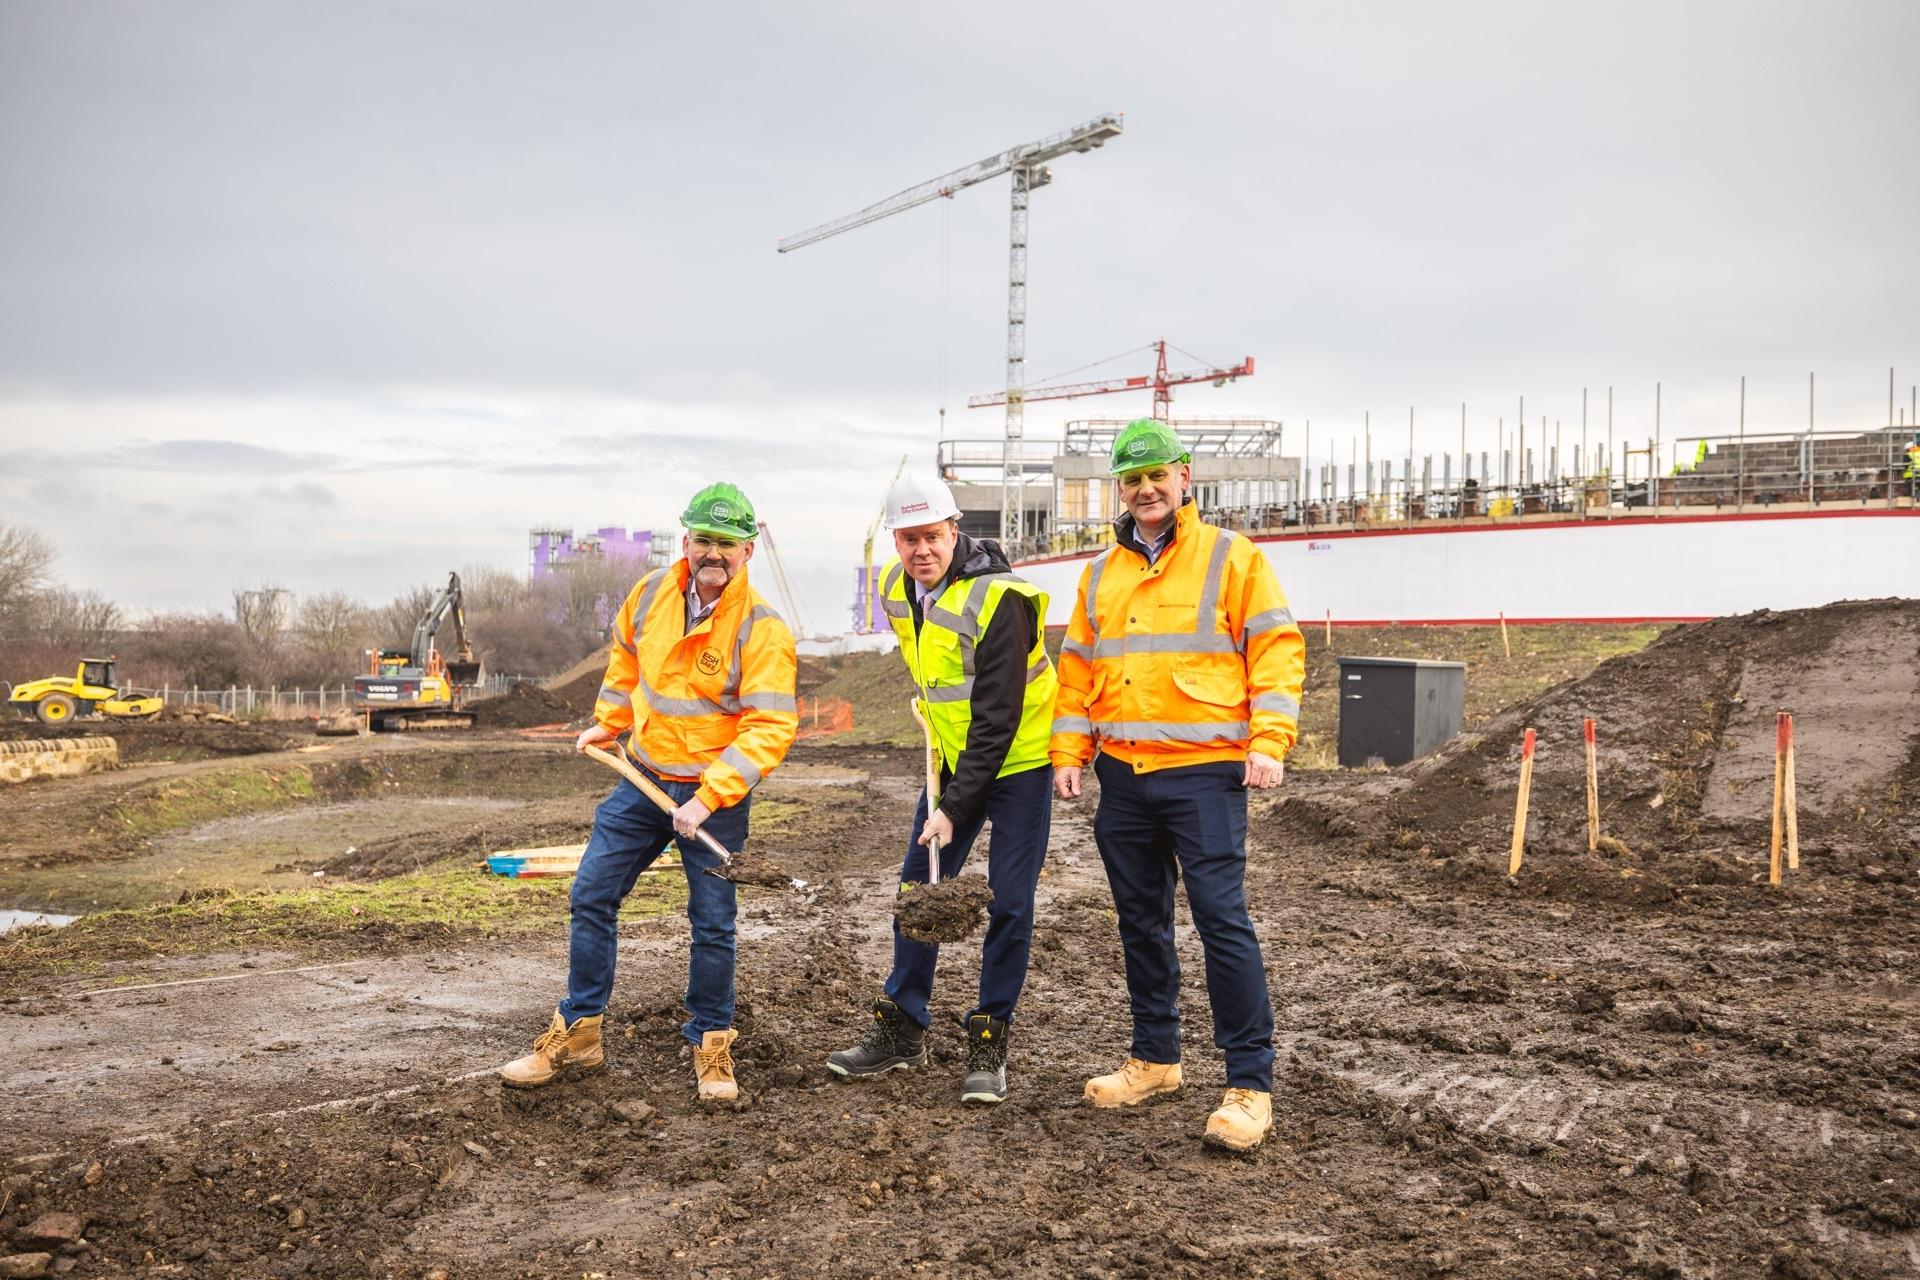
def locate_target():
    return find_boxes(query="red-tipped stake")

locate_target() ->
[1584,717,1599,852]
[1509,727,1537,876]
[1769,711,1789,886]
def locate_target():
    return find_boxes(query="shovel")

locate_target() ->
[892,699,993,944]
[582,743,808,892]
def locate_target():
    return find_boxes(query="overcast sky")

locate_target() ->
[2,1,1915,633]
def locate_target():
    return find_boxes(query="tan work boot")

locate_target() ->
[500,1009,603,1089]
[693,1029,739,1102]
[1083,1057,1183,1108]
[1203,1088,1274,1152]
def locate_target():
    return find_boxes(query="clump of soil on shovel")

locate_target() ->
[709,849,800,889]
[892,876,995,943]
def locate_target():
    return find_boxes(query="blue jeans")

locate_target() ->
[883,763,1052,1029]
[1091,753,1274,1091]
[558,771,748,1046]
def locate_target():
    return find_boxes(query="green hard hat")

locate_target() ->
[680,482,758,540]
[1108,418,1192,476]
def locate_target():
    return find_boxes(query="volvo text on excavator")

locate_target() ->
[352,572,483,731]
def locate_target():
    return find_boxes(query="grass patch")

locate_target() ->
[105,765,318,839]
[0,859,685,993]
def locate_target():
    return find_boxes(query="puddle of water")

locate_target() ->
[0,909,78,933]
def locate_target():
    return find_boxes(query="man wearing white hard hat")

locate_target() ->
[826,475,1057,1104]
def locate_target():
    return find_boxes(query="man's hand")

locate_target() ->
[575,723,616,753]
[916,808,955,849]
[672,796,713,841]
[1243,750,1286,790]
[1053,765,1083,799]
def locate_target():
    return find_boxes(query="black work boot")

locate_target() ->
[961,1013,1010,1104]
[826,997,928,1078]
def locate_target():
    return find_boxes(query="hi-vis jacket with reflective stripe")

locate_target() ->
[1048,500,1306,774]
[592,560,798,813]
[881,546,1056,786]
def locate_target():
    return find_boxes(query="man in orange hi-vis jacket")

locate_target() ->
[1049,419,1306,1153]
[501,482,798,1104]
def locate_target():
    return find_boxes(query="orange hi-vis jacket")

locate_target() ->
[592,560,798,813]
[1048,500,1306,774]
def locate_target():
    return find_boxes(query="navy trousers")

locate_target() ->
[1091,752,1275,1091]
[558,770,748,1046]
[883,762,1052,1029]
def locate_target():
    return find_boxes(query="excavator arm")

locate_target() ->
[413,573,481,686]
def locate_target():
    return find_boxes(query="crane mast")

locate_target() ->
[778,113,1124,545]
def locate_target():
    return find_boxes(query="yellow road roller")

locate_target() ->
[6,658,164,726]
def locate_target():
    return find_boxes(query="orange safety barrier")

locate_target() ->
[795,697,854,739]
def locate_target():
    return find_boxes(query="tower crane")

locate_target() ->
[969,339,1254,423]
[778,113,1125,545]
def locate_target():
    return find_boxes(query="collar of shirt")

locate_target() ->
[687,581,720,625]
[1140,523,1174,564]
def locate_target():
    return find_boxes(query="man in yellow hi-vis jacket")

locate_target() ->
[1050,419,1306,1152]
[502,482,797,1103]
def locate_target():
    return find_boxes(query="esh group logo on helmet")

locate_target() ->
[1127,438,1148,457]
[709,501,733,522]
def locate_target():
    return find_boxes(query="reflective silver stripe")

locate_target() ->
[596,683,631,708]
[1243,606,1295,637]
[1082,549,1114,635]
[882,596,912,619]
[1093,719,1250,743]
[716,745,763,788]
[1052,714,1092,736]
[1251,692,1300,718]
[881,562,904,596]
[1026,655,1051,682]
[737,691,797,712]
[1091,633,1238,659]
[1195,528,1236,635]
[632,569,670,641]
[724,604,781,700]
[635,669,732,718]
[627,739,699,779]
[613,629,637,656]
[1061,637,1093,661]
[924,603,974,635]
[922,681,974,704]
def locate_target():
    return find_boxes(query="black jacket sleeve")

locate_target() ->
[937,591,1036,830]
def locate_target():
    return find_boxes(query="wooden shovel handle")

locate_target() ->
[582,743,735,866]
[907,697,943,886]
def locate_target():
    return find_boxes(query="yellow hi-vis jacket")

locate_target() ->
[880,557,1056,777]
[593,560,798,813]
[1048,500,1306,774]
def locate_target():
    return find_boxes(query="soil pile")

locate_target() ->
[0,715,302,763]
[468,682,582,729]
[893,875,995,942]
[1366,598,1920,875]
[810,650,917,745]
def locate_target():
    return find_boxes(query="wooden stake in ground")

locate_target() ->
[1769,711,1787,886]
[1584,717,1599,852]
[1324,608,1332,645]
[1508,727,1536,876]
[1783,712,1799,871]
[1499,611,1512,660]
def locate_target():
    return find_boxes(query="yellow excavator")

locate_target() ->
[6,657,164,726]
[351,572,483,731]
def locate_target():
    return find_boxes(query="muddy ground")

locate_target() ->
[2,608,1917,1279]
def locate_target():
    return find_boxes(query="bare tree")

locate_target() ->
[0,522,56,622]
[35,589,124,655]
[376,584,437,653]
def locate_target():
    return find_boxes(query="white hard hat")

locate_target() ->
[881,475,961,530]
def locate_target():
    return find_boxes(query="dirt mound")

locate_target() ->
[468,681,583,729]
[810,649,917,745]
[1374,598,1920,877]
[0,715,302,763]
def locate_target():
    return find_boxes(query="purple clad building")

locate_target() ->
[530,527,657,581]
